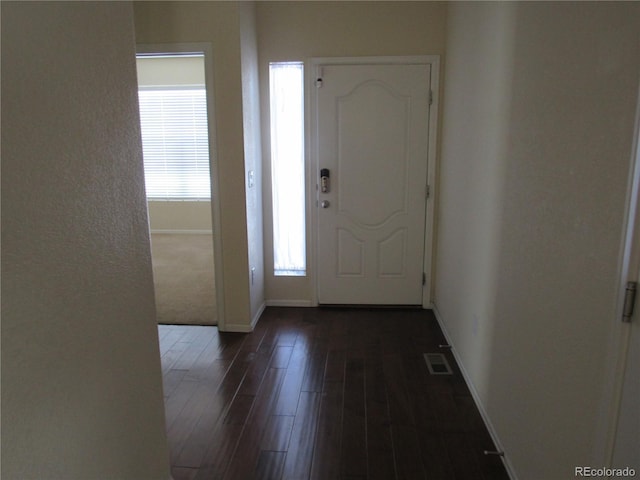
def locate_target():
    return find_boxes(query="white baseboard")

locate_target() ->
[221,323,254,333]
[265,299,313,307]
[432,304,518,480]
[222,303,266,333]
[150,229,212,235]
[251,302,266,329]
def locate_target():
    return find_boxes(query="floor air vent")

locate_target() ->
[424,353,453,375]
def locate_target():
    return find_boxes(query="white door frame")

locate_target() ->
[594,82,640,467]
[308,56,440,308]
[136,42,226,330]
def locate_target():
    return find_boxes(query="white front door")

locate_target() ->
[315,62,431,305]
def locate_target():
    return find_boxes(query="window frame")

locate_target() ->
[136,54,211,201]
[269,61,307,277]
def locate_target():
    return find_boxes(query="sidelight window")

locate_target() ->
[269,62,306,276]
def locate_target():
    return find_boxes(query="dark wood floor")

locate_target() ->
[158,307,509,480]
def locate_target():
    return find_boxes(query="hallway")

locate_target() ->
[158,307,509,479]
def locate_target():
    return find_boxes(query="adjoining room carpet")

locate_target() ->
[150,233,217,326]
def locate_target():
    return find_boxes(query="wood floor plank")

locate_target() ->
[163,378,201,432]
[309,381,344,480]
[391,424,427,480]
[261,415,295,451]
[171,326,217,371]
[162,368,189,399]
[216,332,247,360]
[161,339,194,374]
[301,336,328,393]
[240,318,270,352]
[158,308,510,480]
[443,432,485,479]
[410,391,439,433]
[157,324,172,342]
[224,394,256,426]
[323,347,346,384]
[222,367,287,480]
[254,450,286,480]
[365,340,396,480]
[281,391,321,480]
[341,358,367,479]
[367,448,397,480]
[194,358,281,476]
[171,466,198,480]
[416,430,455,480]
[192,422,245,480]
[159,325,190,354]
[383,353,416,427]
[270,345,294,369]
[272,339,311,416]
[183,342,228,383]
[173,356,252,467]
[237,343,277,396]
[169,390,225,466]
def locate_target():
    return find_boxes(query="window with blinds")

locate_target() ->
[138,87,210,200]
[136,53,211,201]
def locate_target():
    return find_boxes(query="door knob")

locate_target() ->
[320,200,330,208]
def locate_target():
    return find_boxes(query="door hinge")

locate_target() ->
[622,281,637,323]
[422,272,426,286]
[426,185,431,199]
[429,90,433,106]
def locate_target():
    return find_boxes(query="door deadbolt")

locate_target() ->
[320,168,330,193]
[320,200,330,208]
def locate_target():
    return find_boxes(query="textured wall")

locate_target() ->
[1,2,171,479]
[240,2,266,324]
[437,2,640,478]
[134,1,253,330]
[436,0,516,403]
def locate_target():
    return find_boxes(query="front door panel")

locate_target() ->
[316,63,431,305]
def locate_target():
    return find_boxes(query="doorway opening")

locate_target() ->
[136,45,224,327]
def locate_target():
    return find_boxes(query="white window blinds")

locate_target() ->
[138,88,211,200]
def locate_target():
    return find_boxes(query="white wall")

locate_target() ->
[147,201,213,232]
[436,2,640,479]
[240,2,266,325]
[134,1,255,331]
[436,0,516,430]
[1,2,171,479]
